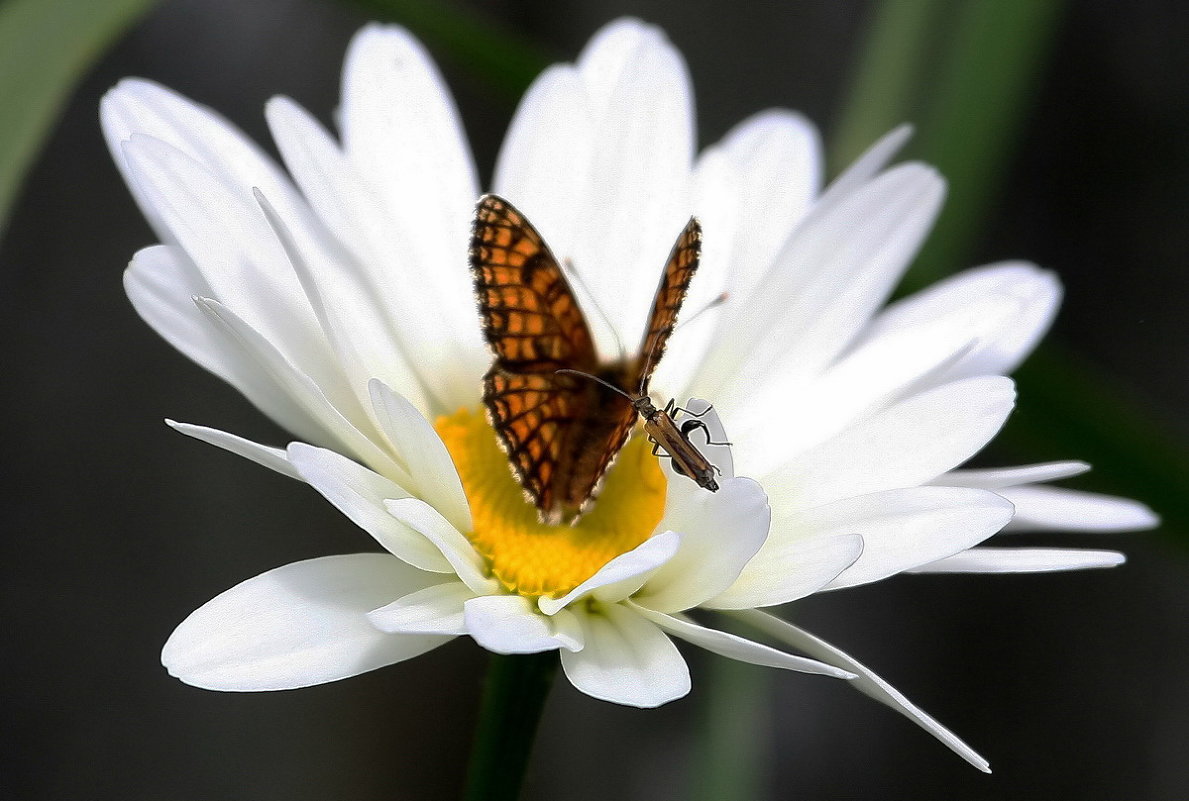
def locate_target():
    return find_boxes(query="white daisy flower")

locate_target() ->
[103,18,1157,771]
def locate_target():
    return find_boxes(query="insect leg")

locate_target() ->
[679,418,732,447]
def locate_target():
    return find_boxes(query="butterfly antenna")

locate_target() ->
[635,292,729,395]
[565,259,628,361]
[555,369,636,402]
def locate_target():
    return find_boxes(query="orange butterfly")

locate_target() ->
[469,194,721,525]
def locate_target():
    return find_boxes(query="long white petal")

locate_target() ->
[765,376,1016,511]
[384,499,497,594]
[936,461,1089,489]
[465,595,584,654]
[367,581,474,634]
[635,478,769,614]
[369,379,471,533]
[163,554,450,691]
[634,607,854,679]
[863,262,1061,380]
[560,603,689,707]
[707,533,864,610]
[166,421,299,480]
[339,25,486,407]
[908,548,1125,573]
[537,531,680,615]
[287,444,454,574]
[732,609,991,773]
[1000,486,1159,532]
[806,487,1014,589]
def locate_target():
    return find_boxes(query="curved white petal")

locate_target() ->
[163,554,450,691]
[339,25,486,408]
[908,547,1125,573]
[120,134,341,397]
[732,609,990,773]
[699,163,945,411]
[560,602,689,707]
[368,380,471,533]
[193,297,400,477]
[1000,486,1159,532]
[635,478,769,613]
[125,246,329,446]
[537,531,680,615]
[166,420,299,480]
[384,499,497,594]
[287,444,454,573]
[936,461,1089,489]
[367,580,474,635]
[864,262,1061,380]
[765,376,1016,511]
[634,606,854,679]
[807,487,1015,589]
[707,533,864,610]
[465,595,584,654]
[813,124,913,216]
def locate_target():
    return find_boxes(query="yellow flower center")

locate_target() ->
[435,406,667,598]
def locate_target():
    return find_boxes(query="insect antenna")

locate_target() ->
[554,369,636,402]
[635,291,729,396]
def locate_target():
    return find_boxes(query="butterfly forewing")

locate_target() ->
[470,195,596,370]
[635,218,702,392]
[470,193,702,523]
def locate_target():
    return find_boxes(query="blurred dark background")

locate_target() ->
[1,0,1186,799]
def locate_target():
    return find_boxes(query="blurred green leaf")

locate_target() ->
[834,0,1186,540]
[0,0,158,233]
[344,0,549,98]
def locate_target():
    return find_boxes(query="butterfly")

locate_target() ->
[469,193,723,525]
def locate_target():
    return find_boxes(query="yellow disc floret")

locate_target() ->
[435,407,667,598]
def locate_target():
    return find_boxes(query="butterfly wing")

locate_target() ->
[471,194,630,522]
[470,195,596,371]
[634,217,702,392]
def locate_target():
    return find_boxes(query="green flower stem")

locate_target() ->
[691,655,771,801]
[464,651,558,801]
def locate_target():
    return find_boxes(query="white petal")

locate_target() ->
[567,19,696,357]
[537,531,680,615]
[864,262,1061,380]
[635,478,769,613]
[465,595,584,654]
[163,554,450,691]
[732,609,990,772]
[120,134,341,398]
[718,109,821,268]
[634,606,854,679]
[560,602,689,707]
[492,64,592,270]
[1000,486,1159,532]
[166,420,299,480]
[909,547,1125,573]
[264,95,458,414]
[808,487,1014,589]
[367,581,474,634]
[125,246,328,445]
[384,499,497,594]
[287,443,453,573]
[698,163,945,411]
[729,297,997,471]
[813,124,913,216]
[192,297,400,477]
[339,26,486,407]
[937,461,1089,489]
[706,533,864,610]
[368,380,471,533]
[766,376,1016,511]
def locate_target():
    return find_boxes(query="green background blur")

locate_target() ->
[1,0,1186,799]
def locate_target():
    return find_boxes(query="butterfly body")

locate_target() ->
[470,194,713,524]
